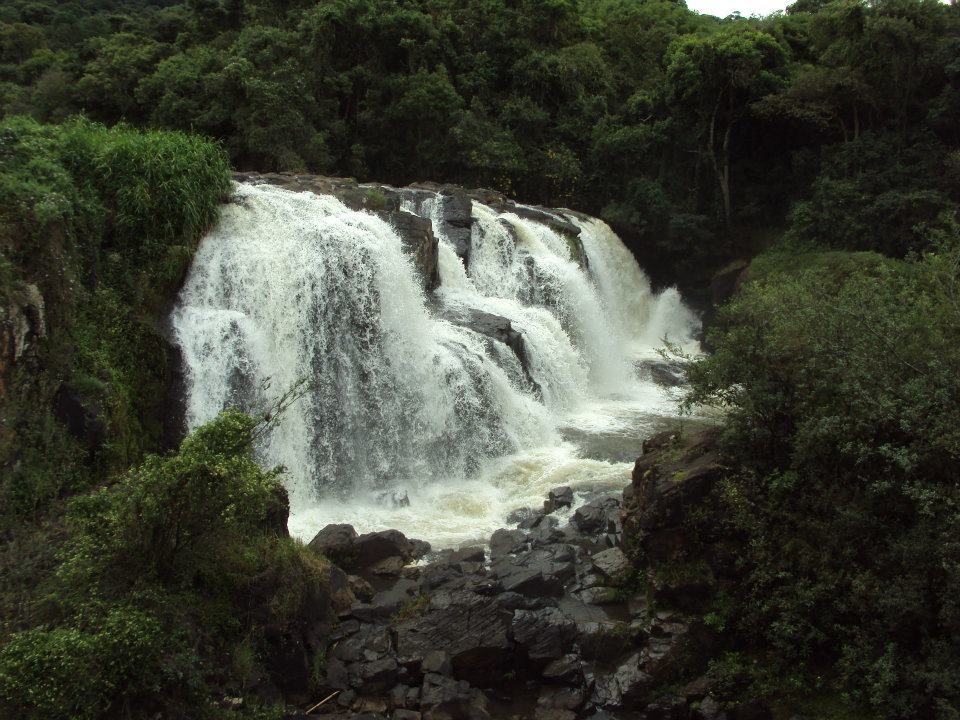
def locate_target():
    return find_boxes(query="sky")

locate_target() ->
[685,0,789,17]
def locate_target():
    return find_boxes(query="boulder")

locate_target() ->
[519,512,546,530]
[393,711,422,720]
[349,575,376,602]
[576,621,637,661]
[630,429,723,540]
[359,655,400,694]
[640,616,714,683]
[388,210,439,292]
[355,529,419,568]
[537,687,586,712]
[591,547,630,582]
[529,517,565,548]
[541,654,583,685]
[395,590,512,687]
[695,696,725,720]
[369,556,407,577]
[639,358,687,388]
[309,523,358,564]
[534,708,577,720]
[370,578,420,616]
[422,650,453,676]
[506,507,534,525]
[645,693,688,719]
[575,587,620,606]
[447,546,485,564]
[511,607,576,662]
[591,654,653,709]
[490,529,527,559]
[420,673,490,720]
[544,486,574,514]
[441,307,538,391]
[491,544,571,598]
[572,497,620,535]
[328,564,359,611]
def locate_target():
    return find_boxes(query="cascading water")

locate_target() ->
[172,181,701,547]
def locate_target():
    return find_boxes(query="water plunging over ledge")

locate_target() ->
[171,180,701,548]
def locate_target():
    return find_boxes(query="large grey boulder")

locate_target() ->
[512,607,576,662]
[395,589,512,687]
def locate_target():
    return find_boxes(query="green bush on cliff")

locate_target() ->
[684,225,960,718]
[0,116,230,527]
[0,410,327,720]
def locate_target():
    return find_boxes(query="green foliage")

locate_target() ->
[1,0,958,294]
[0,411,328,720]
[0,607,169,720]
[684,225,960,717]
[0,117,229,527]
[57,411,282,593]
[785,131,959,256]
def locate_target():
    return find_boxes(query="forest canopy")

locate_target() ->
[1,0,958,294]
[2,1,960,719]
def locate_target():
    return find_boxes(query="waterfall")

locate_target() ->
[172,181,700,546]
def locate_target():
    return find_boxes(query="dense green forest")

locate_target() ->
[1,0,959,718]
[2,0,958,293]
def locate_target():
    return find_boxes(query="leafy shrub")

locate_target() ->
[0,607,169,720]
[0,116,230,526]
[0,411,328,720]
[685,228,960,717]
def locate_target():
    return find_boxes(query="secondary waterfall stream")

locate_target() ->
[172,181,701,548]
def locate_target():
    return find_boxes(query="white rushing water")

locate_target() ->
[172,182,701,548]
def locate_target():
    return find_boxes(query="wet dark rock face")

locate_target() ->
[293,449,746,720]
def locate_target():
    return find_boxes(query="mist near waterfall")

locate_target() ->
[172,182,700,547]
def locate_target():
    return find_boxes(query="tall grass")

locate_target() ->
[0,115,230,526]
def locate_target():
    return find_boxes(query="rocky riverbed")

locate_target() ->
[262,427,769,720]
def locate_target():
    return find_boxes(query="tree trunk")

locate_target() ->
[707,88,733,230]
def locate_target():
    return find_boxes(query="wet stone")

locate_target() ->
[512,607,576,661]
[490,528,527,558]
[506,507,534,525]
[519,512,546,530]
[591,547,629,581]
[393,710,422,720]
[541,653,583,685]
[544,486,574,514]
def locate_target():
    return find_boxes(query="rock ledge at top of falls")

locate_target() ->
[231,171,590,289]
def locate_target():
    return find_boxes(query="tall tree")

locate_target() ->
[666,27,788,228]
